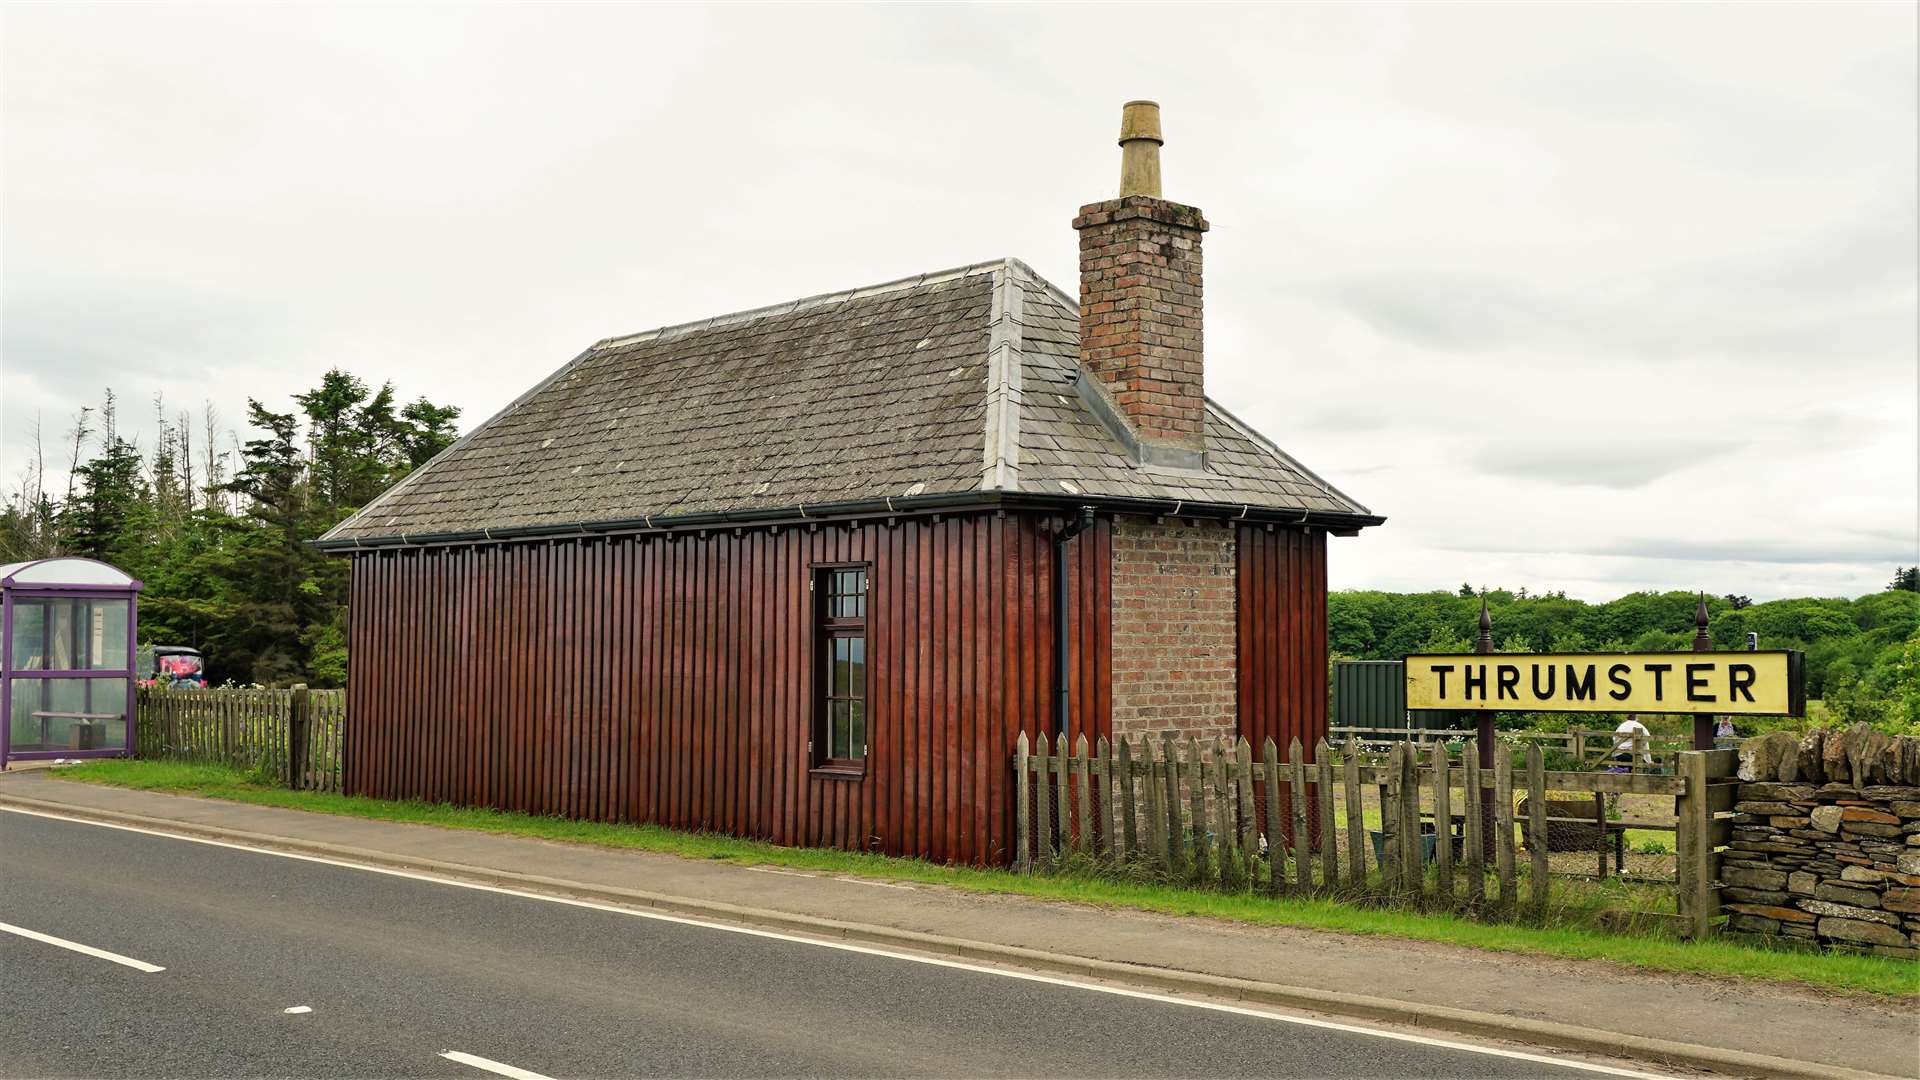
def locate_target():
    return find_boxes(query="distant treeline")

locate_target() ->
[1329,584,1920,735]
[1,372,460,687]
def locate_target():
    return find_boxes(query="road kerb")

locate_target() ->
[0,789,1901,1080]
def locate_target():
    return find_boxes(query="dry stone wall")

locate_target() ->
[1726,725,1920,959]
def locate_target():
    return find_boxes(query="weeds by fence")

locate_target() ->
[1013,732,1735,935]
[135,686,343,792]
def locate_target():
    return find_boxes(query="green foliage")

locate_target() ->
[1329,586,1919,734]
[0,371,458,687]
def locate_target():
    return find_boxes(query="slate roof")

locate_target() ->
[320,259,1379,545]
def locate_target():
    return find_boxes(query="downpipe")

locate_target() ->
[1052,506,1097,738]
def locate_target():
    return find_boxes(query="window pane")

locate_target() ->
[848,701,865,760]
[848,635,865,698]
[90,601,130,669]
[831,700,850,759]
[9,602,45,669]
[832,637,850,696]
[9,677,127,752]
[6,599,129,671]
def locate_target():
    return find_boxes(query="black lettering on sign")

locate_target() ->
[1686,663,1713,703]
[1728,664,1756,703]
[1463,665,1487,701]
[1607,664,1632,701]
[1566,664,1597,701]
[1531,664,1557,698]
[1646,663,1672,699]
[1497,664,1520,701]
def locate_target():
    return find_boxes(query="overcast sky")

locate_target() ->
[3,3,1914,601]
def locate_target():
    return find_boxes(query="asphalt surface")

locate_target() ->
[2,810,1641,1079]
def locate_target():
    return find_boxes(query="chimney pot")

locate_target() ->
[1118,100,1163,198]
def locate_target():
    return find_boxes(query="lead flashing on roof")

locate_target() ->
[1071,368,1208,473]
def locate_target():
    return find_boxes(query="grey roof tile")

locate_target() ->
[323,258,1376,542]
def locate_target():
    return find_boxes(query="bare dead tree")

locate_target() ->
[61,404,94,509]
[177,407,197,513]
[201,400,227,513]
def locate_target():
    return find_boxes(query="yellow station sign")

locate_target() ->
[1404,651,1804,716]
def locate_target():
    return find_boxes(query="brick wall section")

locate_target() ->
[1073,196,1209,452]
[1109,516,1236,742]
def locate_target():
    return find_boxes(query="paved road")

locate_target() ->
[2,810,1649,1079]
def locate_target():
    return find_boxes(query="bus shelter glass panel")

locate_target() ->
[8,677,127,752]
[9,597,130,671]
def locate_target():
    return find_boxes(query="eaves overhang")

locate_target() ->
[309,492,1387,555]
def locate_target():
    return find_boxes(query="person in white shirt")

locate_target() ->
[1612,715,1653,765]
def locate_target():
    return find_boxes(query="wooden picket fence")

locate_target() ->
[135,685,344,792]
[1013,732,1735,934]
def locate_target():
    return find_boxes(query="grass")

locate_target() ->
[49,758,1919,999]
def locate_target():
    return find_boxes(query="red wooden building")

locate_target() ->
[317,103,1383,864]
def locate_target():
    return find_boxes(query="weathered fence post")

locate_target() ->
[1398,738,1422,894]
[1096,736,1114,861]
[1034,733,1054,868]
[1186,738,1210,885]
[1342,737,1365,887]
[1119,737,1139,862]
[1290,738,1311,892]
[1160,733,1184,878]
[1236,739,1258,886]
[1676,747,1735,938]
[1073,734,1092,857]
[1263,737,1285,895]
[1316,741,1338,888]
[1145,739,1168,873]
[1055,733,1072,859]
[1463,737,1485,905]
[1494,742,1517,916]
[1380,744,1401,889]
[287,684,311,789]
[1211,738,1237,889]
[1015,731,1031,873]
[1526,742,1549,918]
[1431,741,1453,901]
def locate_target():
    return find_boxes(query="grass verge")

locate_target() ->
[46,758,1919,999]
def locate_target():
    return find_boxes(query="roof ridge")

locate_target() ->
[980,263,1025,492]
[998,257,1078,313]
[596,258,1019,350]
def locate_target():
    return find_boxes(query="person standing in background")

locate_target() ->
[1612,714,1653,766]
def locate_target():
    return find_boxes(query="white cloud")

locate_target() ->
[3,3,1914,601]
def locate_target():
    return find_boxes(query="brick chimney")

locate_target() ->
[1072,100,1209,469]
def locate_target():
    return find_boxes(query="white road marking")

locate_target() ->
[440,1049,555,1080]
[833,876,913,889]
[0,920,165,973]
[747,866,912,889]
[5,805,1668,1079]
[283,1005,312,1014]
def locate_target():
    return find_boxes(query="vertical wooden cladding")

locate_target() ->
[344,511,1113,866]
[1235,525,1330,840]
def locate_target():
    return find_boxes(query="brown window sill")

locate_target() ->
[810,764,867,780]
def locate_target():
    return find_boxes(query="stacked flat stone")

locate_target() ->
[1725,725,1920,959]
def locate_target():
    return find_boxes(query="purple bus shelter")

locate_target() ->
[1,557,142,771]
